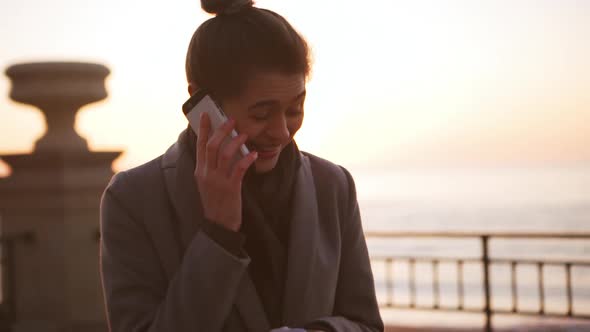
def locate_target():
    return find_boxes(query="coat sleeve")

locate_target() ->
[307,167,384,332]
[100,172,250,332]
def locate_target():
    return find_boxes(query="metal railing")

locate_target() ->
[366,232,590,332]
[0,232,35,331]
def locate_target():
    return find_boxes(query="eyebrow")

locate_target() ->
[247,90,306,111]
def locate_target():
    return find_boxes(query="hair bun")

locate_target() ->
[201,0,254,15]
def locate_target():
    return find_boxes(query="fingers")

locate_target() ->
[231,151,258,185]
[196,112,210,172]
[217,133,249,175]
[198,116,255,184]
[206,118,236,170]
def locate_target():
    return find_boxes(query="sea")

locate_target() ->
[352,165,590,330]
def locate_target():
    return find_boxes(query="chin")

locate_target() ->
[253,157,279,173]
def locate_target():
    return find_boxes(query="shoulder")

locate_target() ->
[300,152,361,239]
[101,155,169,236]
[302,151,355,189]
[301,151,357,206]
[104,155,165,203]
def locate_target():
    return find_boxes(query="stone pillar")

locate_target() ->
[0,62,121,332]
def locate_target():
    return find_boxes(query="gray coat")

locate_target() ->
[100,131,383,332]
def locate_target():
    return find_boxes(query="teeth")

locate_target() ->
[252,146,280,152]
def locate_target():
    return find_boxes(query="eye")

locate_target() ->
[287,106,304,117]
[287,110,303,117]
[250,110,270,121]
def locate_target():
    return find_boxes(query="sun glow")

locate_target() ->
[1,0,589,175]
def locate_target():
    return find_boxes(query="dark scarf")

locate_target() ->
[185,127,301,327]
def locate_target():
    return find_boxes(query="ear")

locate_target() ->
[188,82,199,96]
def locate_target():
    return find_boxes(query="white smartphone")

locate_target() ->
[182,90,250,159]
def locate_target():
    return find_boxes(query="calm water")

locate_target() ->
[353,166,590,328]
[355,166,590,232]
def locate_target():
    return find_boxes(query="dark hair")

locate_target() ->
[186,0,311,101]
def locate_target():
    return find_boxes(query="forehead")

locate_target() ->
[239,71,305,103]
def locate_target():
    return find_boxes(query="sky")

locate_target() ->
[1,0,589,176]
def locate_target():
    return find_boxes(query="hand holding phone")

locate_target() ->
[183,90,257,231]
[183,90,250,160]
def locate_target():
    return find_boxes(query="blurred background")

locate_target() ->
[2,0,589,227]
[1,0,589,330]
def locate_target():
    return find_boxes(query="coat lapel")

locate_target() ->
[161,132,202,252]
[161,130,270,332]
[235,274,272,332]
[282,154,323,325]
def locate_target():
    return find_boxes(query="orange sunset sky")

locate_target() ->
[1,0,589,175]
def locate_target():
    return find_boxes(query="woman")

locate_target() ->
[99,0,383,331]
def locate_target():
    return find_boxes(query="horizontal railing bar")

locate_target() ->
[382,303,485,314]
[492,310,590,320]
[370,256,481,263]
[370,256,590,266]
[382,304,590,320]
[365,232,590,239]
[491,259,590,266]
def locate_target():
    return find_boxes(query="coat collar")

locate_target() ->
[281,153,324,326]
[161,130,324,330]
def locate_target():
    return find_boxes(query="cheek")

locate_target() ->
[235,120,265,139]
[287,117,303,137]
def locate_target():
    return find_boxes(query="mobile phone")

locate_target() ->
[182,89,250,159]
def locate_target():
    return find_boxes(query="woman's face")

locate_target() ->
[221,71,306,173]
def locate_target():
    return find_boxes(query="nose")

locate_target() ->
[266,113,290,142]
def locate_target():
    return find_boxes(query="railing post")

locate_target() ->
[482,235,492,332]
[565,263,573,316]
[409,259,416,308]
[457,259,464,310]
[1,238,16,328]
[511,262,518,313]
[538,262,545,315]
[386,258,393,307]
[0,232,35,330]
[0,238,7,329]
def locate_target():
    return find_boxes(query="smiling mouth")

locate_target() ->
[247,144,280,152]
[247,144,281,159]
